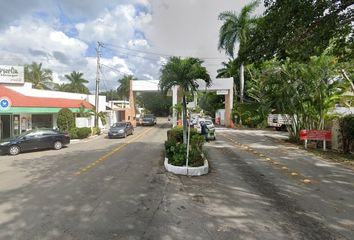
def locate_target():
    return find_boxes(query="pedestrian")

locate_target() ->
[200,121,209,142]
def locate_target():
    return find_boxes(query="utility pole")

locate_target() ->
[95,41,102,127]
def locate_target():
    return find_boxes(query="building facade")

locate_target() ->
[0,65,106,140]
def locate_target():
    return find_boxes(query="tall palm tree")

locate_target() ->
[117,75,136,100]
[24,62,53,90]
[64,71,90,94]
[218,0,259,103]
[160,57,211,144]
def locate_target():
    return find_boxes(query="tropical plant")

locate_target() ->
[76,104,106,126]
[117,75,135,100]
[64,71,90,94]
[160,57,211,144]
[54,83,70,92]
[170,102,183,120]
[218,0,260,103]
[247,55,349,140]
[24,62,53,90]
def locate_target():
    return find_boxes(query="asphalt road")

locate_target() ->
[0,122,353,240]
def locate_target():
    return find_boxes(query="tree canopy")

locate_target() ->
[241,0,354,63]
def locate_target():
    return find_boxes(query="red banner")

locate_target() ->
[300,130,332,141]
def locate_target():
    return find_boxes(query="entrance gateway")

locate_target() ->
[130,78,233,127]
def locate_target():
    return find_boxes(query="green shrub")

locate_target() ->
[339,114,354,153]
[167,126,199,142]
[170,143,187,166]
[190,134,204,150]
[165,127,205,167]
[57,108,75,132]
[165,139,177,161]
[189,147,204,167]
[77,127,91,139]
[69,127,79,139]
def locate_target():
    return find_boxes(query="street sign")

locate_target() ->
[216,90,228,95]
[0,97,11,110]
[300,130,332,141]
[300,129,332,150]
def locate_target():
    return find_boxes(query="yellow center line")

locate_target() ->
[74,127,154,176]
[219,132,314,184]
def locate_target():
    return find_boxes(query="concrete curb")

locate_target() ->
[70,134,101,144]
[164,157,209,176]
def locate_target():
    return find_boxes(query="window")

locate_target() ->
[32,114,53,129]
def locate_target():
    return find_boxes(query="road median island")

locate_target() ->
[164,157,209,176]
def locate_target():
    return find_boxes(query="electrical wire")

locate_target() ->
[102,42,228,61]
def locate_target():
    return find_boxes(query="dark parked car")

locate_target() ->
[0,129,70,155]
[108,122,134,138]
[141,114,157,126]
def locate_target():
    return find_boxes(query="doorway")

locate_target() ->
[0,115,11,139]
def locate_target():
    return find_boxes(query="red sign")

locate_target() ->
[300,130,332,141]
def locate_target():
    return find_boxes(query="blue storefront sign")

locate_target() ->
[0,97,11,110]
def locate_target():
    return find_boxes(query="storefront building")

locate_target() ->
[0,85,93,139]
[0,65,106,140]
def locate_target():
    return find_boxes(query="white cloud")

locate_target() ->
[76,4,152,46]
[0,17,88,75]
[0,1,265,92]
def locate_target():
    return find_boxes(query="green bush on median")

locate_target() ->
[165,127,205,167]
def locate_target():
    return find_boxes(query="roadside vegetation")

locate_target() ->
[217,0,354,153]
[165,127,205,167]
[57,108,101,139]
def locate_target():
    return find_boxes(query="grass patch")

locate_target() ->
[307,148,354,165]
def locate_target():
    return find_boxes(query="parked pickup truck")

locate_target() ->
[267,114,292,131]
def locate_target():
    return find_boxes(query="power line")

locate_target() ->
[101,45,162,62]
[102,42,228,60]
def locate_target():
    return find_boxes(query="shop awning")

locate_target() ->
[0,107,85,113]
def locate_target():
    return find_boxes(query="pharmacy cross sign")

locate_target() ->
[0,97,11,110]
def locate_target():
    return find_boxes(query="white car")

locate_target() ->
[194,118,216,140]
[195,118,215,133]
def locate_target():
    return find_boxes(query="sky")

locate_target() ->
[0,0,264,92]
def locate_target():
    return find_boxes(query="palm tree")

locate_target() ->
[117,75,135,100]
[54,83,70,92]
[64,71,90,94]
[160,57,211,144]
[218,0,259,103]
[24,62,53,89]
